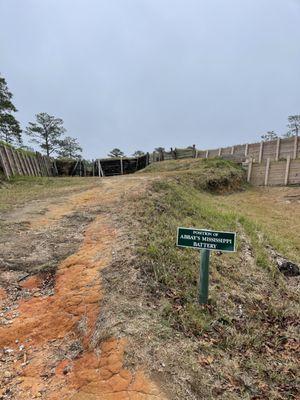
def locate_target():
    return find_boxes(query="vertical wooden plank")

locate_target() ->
[44,156,50,176]
[195,150,199,158]
[293,135,298,159]
[247,158,253,183]
[29,155,37,176]
[0,145,11,179]
[22,154,30,176]
[205,150,209,159]
[15,151,25,175]
[28,155,36,176]
[34,152,42,175]
[31,156,38,176]
[284,156,291,185]
[258,141,264,163]
[99,160,104,177]
[231,146,235,155]
[264,158,270,186]
[37,153,45,176]
[3,146,14,176]
[53,160,58,176]
[245,143,249,157]
[218,148,222,156]
[275,137,280,161]
[19,152,29,175]
[120,157,123,175]
[11,148,22,175]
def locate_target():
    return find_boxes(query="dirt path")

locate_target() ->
[0,176,166,400]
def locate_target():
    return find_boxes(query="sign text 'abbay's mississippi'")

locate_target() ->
[177,227,236,252]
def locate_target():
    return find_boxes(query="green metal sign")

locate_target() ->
[176,227,237,305]
[177,227,236,253]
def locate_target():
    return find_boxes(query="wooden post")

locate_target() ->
[15,151,25,175]
[53,160,58,176]
[284,156,291,186]
[20,152,29,175]
[275,137,281,161]
[99,160,104,177]
[231,146,235,155]
[218,148,222,156]
[3,146,14,176]
[245,143,249,157]
[258,141,264,163]
[0,146,11,179]
[120,157,123,175]
[28,155,36,176]
[192,144,196,158]
[205,150,209,159]
[24,154,32,175]
[195,150,199,158]
[264,158,270,186]
[30,156,38,176]
[43,156,50,176]
[11,148,22,175]
[293,135,298,159]
[247,158,253,183]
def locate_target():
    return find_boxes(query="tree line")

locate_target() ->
[0,73,82,159]
[2,72,298,159]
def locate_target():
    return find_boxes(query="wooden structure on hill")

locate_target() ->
[0,143,55,179]
[55,159,94,176]
[95,153,150,177]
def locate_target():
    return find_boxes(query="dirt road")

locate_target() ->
[0,176,166,400]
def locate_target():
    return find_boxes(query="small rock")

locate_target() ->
[4,371,12,378]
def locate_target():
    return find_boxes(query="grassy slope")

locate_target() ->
[0,176,98,213]
[130,159,299,399]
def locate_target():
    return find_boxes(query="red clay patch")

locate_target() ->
[0,179,165,400]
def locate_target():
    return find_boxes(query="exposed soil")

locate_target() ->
[0,176,166,400]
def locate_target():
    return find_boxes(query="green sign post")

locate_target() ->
[176,227,236,304]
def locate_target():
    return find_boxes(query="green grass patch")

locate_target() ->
[0,176,98,212]
[131,163,299,399]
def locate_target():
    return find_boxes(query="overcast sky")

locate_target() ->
[1,0,300,158]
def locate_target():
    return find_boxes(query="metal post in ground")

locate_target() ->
[199,249,210,305]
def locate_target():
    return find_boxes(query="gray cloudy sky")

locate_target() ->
[1,0,300,158]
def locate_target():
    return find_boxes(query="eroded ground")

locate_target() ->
[0,176,166,400]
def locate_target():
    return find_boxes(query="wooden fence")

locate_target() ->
[151,137,299,164]
[197,136,300,163]
[96,153,150,177]
[151,146,197,162]
[247,157,300,186]
[0,144,55,179]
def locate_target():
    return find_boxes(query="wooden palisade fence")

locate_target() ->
[96,153,150,177]
[0,143,55,179]
[247,157,300,186]
[151,137,299,164]
[196,136,300,163]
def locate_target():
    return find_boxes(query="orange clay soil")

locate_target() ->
[0,176,166,400]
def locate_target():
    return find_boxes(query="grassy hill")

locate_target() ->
[108,158,299,399]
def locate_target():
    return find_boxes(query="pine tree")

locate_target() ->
[57,136,82,159]
[0,74,22,145]
[26,112,66,156]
